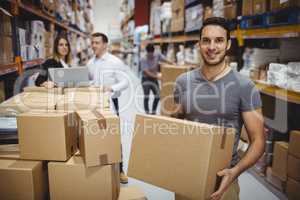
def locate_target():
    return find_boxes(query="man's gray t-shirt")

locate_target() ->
[173,68,262,166]
[140,53,166,78]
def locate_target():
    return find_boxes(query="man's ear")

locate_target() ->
[226,39,231,51]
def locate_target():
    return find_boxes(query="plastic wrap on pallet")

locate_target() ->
[150,0,161,36]
[185,4,203,32]
[247,48,280,68]
[287,62,300,75]
[213,0,224,17]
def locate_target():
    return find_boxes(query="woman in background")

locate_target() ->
[35,33,72,88]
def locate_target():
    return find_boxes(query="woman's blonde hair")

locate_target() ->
[53,33,72,64]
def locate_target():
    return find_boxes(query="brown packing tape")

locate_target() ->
[91,109,107,129]
[221,128,228,149]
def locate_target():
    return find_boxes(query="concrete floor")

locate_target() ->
[116,67,284,200]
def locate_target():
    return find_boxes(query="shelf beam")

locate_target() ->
[255,81,300,105]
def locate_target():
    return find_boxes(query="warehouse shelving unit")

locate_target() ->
[0,0,93,99]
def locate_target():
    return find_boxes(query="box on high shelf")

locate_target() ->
[270,0,300,11]
[0,36,14,65]
[171,0,185,32]
[242,0,253,16]
[253,0,267,15]
[0,9,12,36]
[223,3,237,19]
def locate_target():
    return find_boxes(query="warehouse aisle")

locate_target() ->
[116,68,282,200]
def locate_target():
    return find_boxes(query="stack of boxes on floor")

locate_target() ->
[0,9,13,65]
[263,130,300,200]
[0,86,146,200]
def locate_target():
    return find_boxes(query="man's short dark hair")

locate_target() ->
[92,32,109,43]
[146,44,155,53]
[200,17,230,41]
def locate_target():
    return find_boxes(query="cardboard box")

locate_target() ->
[0,92,61,114]
[56,89,110,111]
[160,64,191,116]
[128,114,235,200]
[289,130,300,158]
[266,167,286,192]
[0,36,14,65]
[48,156,120,200]
[270,0,300,11]
[287,178,300,200]
[17,111,78,161]
[272,142,289,181]
[203,6,213,20]
[0,10,12,36]
[223,3,237,20]
[242,0,253,16]
[0,159,48,200]
[171,0,185,32]
[288,155,300,182]
[0,144,20,159]
[23,86,63,94]
[76,109,121,167]
[118,186,147,200]
[253,0,267,15]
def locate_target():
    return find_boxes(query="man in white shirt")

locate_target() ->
[87,32,129,183]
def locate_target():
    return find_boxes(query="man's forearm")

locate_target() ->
[232,137,265,177]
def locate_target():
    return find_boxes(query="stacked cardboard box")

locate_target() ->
[287,131,300,200]
[242,0,253,16]
[160,64,192,116]
[223,3,237,19]
[270,0,300,11]
[265,142,288,191]
[0,92,62,114]
[56,87,110,111]
[128,114,235,200]
[253,0,267,15]
[0,91,138,199]
[0,9,14,65]
[171,0,185,32]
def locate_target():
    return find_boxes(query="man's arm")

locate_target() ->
[143,68,161,79]
[110,64,129,93]
[211,108,265,200]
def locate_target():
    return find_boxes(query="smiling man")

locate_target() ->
[173,17,265,200]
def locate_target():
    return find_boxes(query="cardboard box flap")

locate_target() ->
[77,110,121,167]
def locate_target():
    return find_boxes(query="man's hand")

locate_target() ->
[210,167,239,200]
[41,81,55,89]
[156,73,162,80]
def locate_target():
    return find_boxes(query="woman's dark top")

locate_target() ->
[35,58,64,86]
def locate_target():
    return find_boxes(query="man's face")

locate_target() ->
[91,36,107,57]
[199,25,231,66]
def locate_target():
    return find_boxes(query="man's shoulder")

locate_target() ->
[106,53,123,64]
[230,70,255,88]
